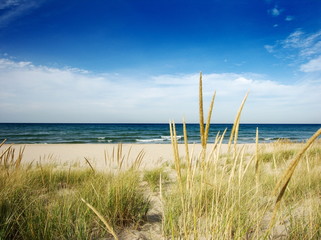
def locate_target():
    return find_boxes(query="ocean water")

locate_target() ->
[0,123,320,144]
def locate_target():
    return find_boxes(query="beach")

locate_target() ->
[2,139,320,239]
[6,143,265,169]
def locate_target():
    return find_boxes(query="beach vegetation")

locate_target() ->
[143,167,170,192]
[164,72,321,239]
[0,141,150,239]
[258,149,296,163]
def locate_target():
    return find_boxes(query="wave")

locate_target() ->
[257,137,273,141]
[254,137,301,143]
[161,135,182,140]
[136,135,183,143]
[97,137,113,143]
[136,138,165,143]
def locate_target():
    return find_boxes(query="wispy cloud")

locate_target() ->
[300,56,321,72]
[265,29,321,73]
[0,0,44,27]
[281,30,321,57]
[0,58,320,123]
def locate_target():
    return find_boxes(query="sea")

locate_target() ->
[0,123,320,144]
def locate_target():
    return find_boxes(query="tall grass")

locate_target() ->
[164,72,321,239]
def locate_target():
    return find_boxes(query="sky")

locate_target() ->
[0,0,320,123]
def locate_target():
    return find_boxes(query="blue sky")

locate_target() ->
[0,0,320,123]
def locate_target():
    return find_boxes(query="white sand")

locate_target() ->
[3,143,264,170]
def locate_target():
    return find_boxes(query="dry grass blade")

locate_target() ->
[0,144,13,161]
[204,91,216,146]
[14,145,25,169]
[183,119,192,190]
[227,92,249,151]
[227,146,244,187]
[255,127,259,177]
[199,72,205,148]
[126,145,133,166]
[0,139,7,148]
[242,155,254,180]
[267,128,321,233]
[170,121,181,180]
[84,157,96,173]
[170,119,190,238]
[169,121,179,162]
[273,128,321,196]
[130,149,145,170]
[117,143,124,170]
[81,198,119,240]
[198,72,216,168]
[183,119,190,164]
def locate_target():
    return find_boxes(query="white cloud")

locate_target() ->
[0,58,32,68]
[300,56,321,72]
[0,58,320,123]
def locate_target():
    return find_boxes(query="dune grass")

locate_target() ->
[1,73,321,239]
[164,72,321,239]
[143,167,170,192]
[0,143,150,240]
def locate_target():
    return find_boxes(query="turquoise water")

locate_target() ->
[0,123,320,144]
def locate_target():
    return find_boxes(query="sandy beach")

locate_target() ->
[4,142,301,172]
[2,140,320,239]
[5,143,263,169]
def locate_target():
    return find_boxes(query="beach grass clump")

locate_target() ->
[143,167,170,191]
[163,163,268,238]
[305,145,321,158]
[0,168,96,239]
[286,196,321,239]
[0,146,150,239]
[259,149,296,163]
[101,171,150,227]
[164,72,321,239]
[163,149,270,238]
